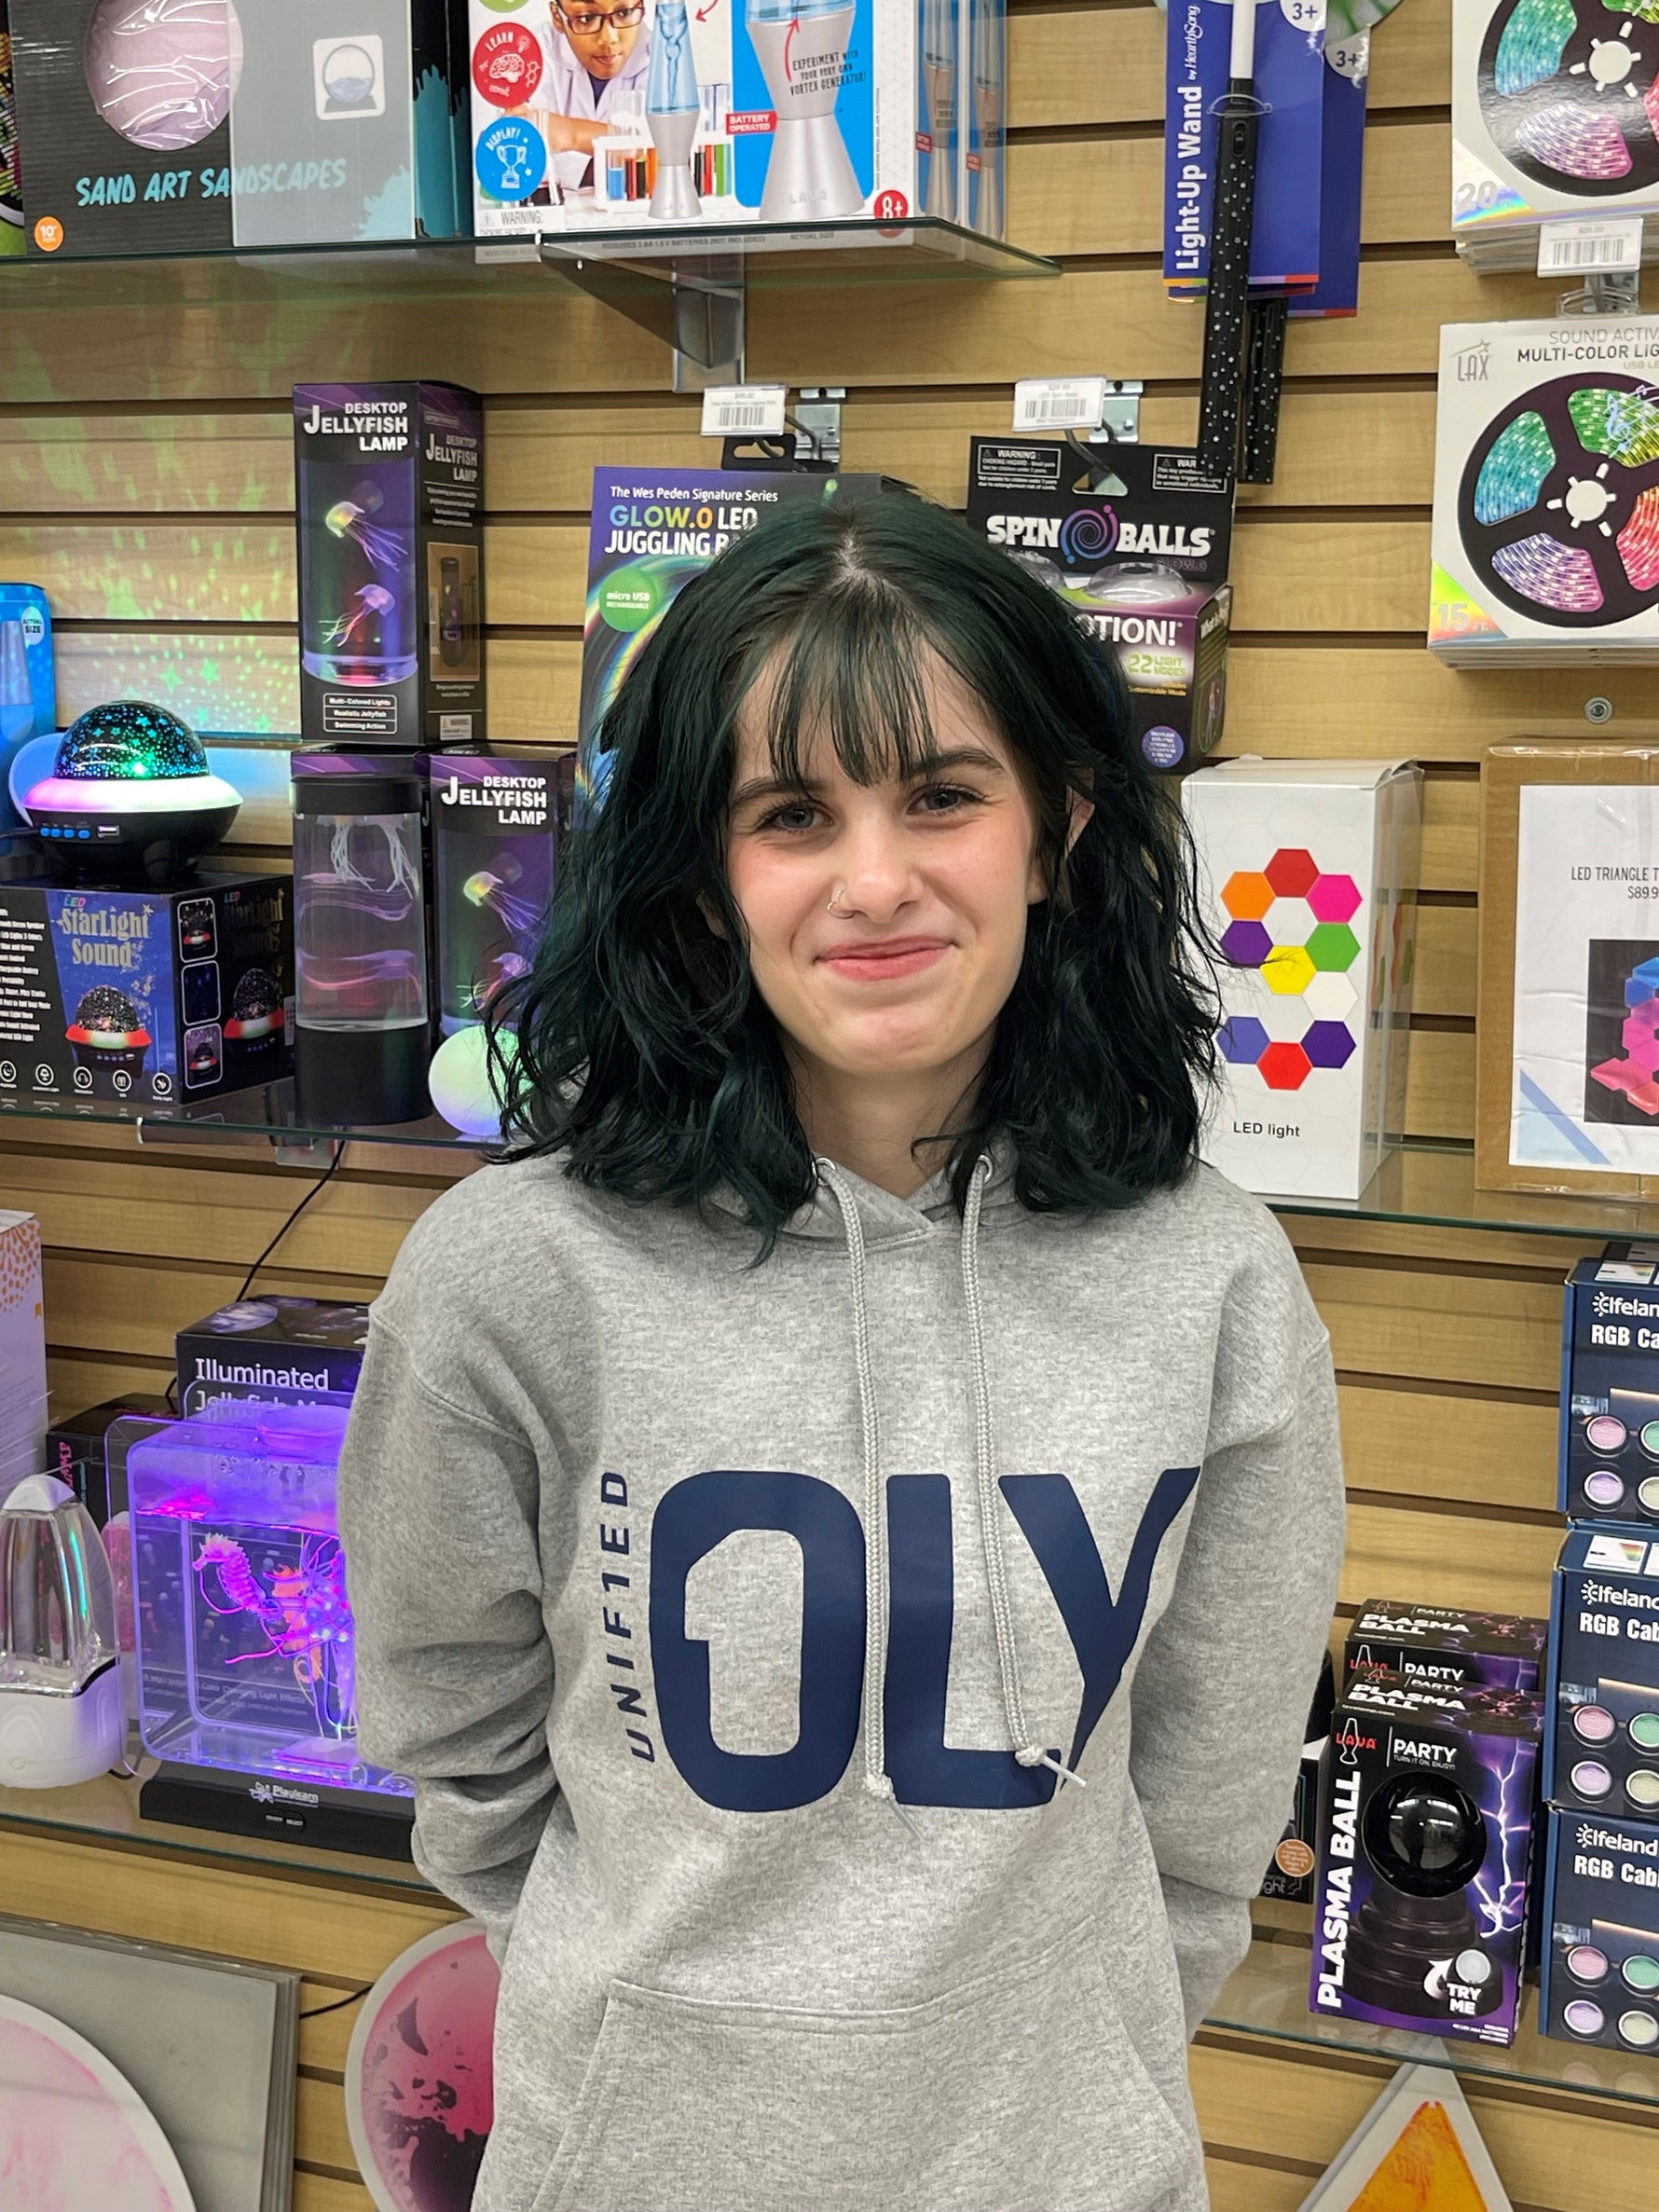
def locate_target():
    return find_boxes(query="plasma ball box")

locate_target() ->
[1345,1599,1548,1695]
[1310,1670,1542,2047]
[1541,1809,1659,2055]
[1544,1524,1659,1820]
[0,871,293,1109]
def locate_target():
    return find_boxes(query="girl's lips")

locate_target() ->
[818,940,952,982]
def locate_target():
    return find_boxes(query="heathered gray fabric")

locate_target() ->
[339,1151,1344,2212]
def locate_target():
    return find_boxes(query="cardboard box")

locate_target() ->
[0,871,292,1108]
[0,1209,46,1498]
[9,0,468,258]
[1182,760,1422,1200]
[1260,1652,1334,1905]
[1545,1524,1659,1819]
[0,584,55,833]
[468,0,922,239]
[175,1297,371,1418]
[44,1391,171,1525]
[1432,320,1659,666]
[961,0,1003,239]
[1541,1808,1659,2053]
[428,747,566,1037]
[1558,1246,1659,1520]
[1475,745,1659,1197]
[1346,1600,1547,1695]
[967,437,1234,774]
[295,382,485,748]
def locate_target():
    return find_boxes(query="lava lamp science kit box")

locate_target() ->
[9,0,469,258]
[1541,1809,1659,2054]
[1182,760,1423,1202]
[1311,1672,1543,2047]
[295,382,485,748]
[467,0,924,238]
[0,872,292,1108]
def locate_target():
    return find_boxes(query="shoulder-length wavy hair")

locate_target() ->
[492,486,1218,1246]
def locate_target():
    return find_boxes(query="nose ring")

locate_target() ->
[828,886,852,915]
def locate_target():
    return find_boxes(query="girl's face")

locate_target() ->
[725,654,1049,1092]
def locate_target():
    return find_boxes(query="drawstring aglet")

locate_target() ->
[1018,1745,1086,1789]
[865,1768,921,1835]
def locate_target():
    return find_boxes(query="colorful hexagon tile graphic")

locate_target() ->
[1263,943,1316,996]
[1303,970,1358,1022]
[1306,922,1360,973]
[1221,871,1274,922]
[1257,1041,1313,1091]
[1303,1020,1356,1070]
[1265,847,1319,899]
[1218,1015,1269,1065]
[1221,918,1271,968]
[1309,872,1362,925]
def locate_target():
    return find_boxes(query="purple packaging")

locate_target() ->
[1345,1598,1548,1695]
[1310,1670,1543,2046]
[1292,32,1367,322]
[1164,0,1324,298]
[427,747,566,1037]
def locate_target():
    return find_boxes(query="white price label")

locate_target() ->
[1537,216,1644,277]
[701,385,788,437]
[1012,377,1108,432]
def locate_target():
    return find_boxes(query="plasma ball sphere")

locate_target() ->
[85,0,245,155]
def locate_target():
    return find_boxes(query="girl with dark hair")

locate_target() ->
[340,489,1344,2212]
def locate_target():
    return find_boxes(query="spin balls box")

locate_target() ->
[967,437,1234,775]
[1164,0,1324,297]
[1311,1671,1542,2046]
[1559,1245,1659,1520]
[1346,1600,1548,1694]
[1432,317,1659,666]
[1541,1809,1659,2053]
[468,0,920,238]
[1454,0,1659,272]
[9,0,469,258]
[295,382,485,748]
[175,1297,371,1417]
[1545,1525,1659,1817]
[1182,760,1423,1201]
[0,872,293,1108]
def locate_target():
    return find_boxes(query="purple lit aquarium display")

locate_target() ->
[125,1402,413,1858]
[21,702,241,887]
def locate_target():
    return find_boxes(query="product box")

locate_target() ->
[1432,319,1659,666]
[967,437,1234,775]
[428,747,565,1037]
[1475,746,1659,1196]
[9,0,469,259]
[1545,1524,1659,1820]
[1453,0,1659,273]
[1292,32,1367,323]
[1558,1245,1659,1519]
[0,871,292,1108]
[1261,1651,1335,1904]
[1541,1808,1659,2052]
[1182,759,1423,1201]
[1163,0,1324,297]
[1310,1671,1543,2045]
[175,1297,371,1419]
[0,3,23,257]
[0,1208,46,1500]
[44,1391,171,1525]
[295,383,485,748]
[468,0,921,238]
[0,582,54,832]
[962,0,1004,239]
[916,0,959,223]
[1346,1599,1548,1695]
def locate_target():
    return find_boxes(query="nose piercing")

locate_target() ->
[828,886,851,915]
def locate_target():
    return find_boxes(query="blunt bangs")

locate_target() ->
[491,487,1220,1251]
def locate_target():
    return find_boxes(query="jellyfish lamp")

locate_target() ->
[647,1,703,222]
[22,702,241,886]
[748,0,862,222]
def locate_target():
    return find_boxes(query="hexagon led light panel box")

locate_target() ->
[1183,760,1424,1200]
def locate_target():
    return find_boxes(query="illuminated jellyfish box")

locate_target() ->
[1454,0,1659,271]
[1433,316,1659,663]
[126,1402,413,1859]
[1181,760,1423,1201]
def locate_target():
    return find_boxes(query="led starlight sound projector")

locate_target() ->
[22,702,241,885]
[1455,0,1659,267]
[748,0,862,221]
[1433,318,1659,662]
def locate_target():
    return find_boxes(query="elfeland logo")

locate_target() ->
[474,22,544,108]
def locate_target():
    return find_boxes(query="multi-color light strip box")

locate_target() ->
[1560,1248,1659,1522]
[1546,1525,1659,1820]
[1542,1809,1659,2054]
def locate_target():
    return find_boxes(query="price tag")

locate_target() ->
[700,385,788,437]
[1537,216,1644,278]
[1012,377,1108,432]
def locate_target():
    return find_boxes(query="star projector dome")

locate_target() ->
[24,701,241,886]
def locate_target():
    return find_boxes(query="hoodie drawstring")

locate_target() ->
[817,1154,1082,1807]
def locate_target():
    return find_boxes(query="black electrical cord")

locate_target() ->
[233,1142,346,1305]
[299,1986,366,2022]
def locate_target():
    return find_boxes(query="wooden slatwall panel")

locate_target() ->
[0,0,1631,2199]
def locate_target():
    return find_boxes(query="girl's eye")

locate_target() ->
[755,799,823,833]
[915,782,983,815]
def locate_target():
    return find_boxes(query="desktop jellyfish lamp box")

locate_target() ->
[1433,317,1659,663]
[124,1402,414,1858]
[1181,759,1423,1202]
[7,0,470,259]
[295,381,485,747]
[1453,0,1659,272]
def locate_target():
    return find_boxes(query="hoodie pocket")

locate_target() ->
[529,1918,1195,2212]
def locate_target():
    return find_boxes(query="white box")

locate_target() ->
[0,1211,47,1490]
[1453,0,1659,270]
[467,0,921,240]
[1183,760,1423,1201]
[1431,316,1659,665]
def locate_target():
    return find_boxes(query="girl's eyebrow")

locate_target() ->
[729,746,1008,814]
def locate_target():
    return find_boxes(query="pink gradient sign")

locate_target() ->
[0,1992,195,2209]
[346,1922,500,2212]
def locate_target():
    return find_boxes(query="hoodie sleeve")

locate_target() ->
[337,1312,556,1947]
[1129,1302,1344,2039]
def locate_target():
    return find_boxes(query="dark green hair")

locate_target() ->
[492,488,1218,1245]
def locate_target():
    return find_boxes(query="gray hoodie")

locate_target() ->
[339,1150,1343,2212]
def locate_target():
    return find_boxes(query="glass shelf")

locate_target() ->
[1268,1141,1659,1248]
[1208,1930,1659,2112]
[0,1079,483,1155]
[0,1763,432,1895]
